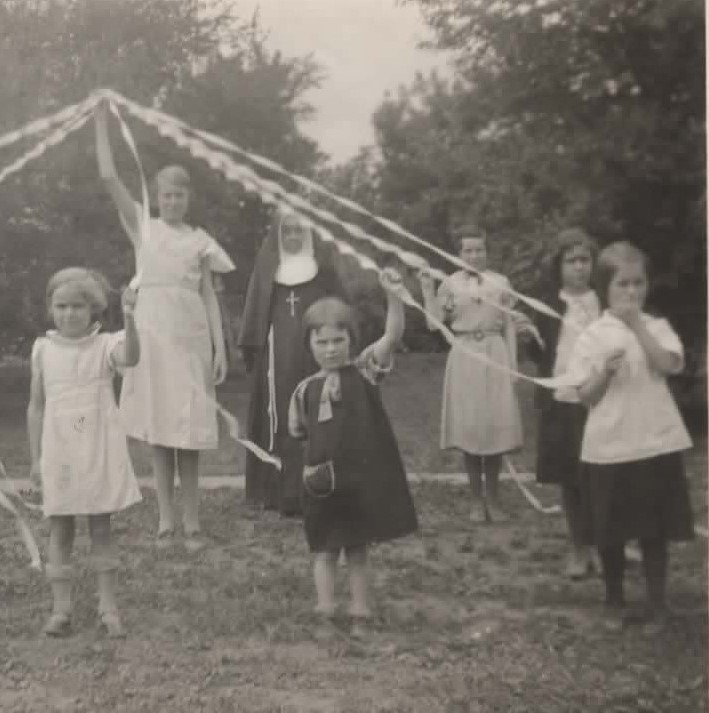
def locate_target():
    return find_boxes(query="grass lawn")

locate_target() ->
[0,354,707,712]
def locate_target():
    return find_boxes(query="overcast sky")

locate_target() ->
[242,0,450,164]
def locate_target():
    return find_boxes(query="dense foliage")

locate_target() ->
[330,0,705,366]
[0,0,324,354]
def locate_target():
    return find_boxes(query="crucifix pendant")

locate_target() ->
[286,290,300,317]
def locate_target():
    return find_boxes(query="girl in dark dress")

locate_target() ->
[528,228,600,579]
[288,269,418,631]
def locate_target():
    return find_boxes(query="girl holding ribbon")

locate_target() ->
[528,228,600,579]
[94,100,235,552]
[28,268,142,637]
[420,226,522,524]
[288,269,418,636]
[568,242,694,632]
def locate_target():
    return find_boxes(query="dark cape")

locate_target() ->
[237,227,346,515]
[298,365,419,552]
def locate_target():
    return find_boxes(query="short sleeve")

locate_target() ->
[355,344,394,385]
[30,338,45,378]
[647,317,684,372]
[437,276,455,313]
[105,331,127,373]
[647,318,683,355]
[199,231,236,273]
[494,274,516,309]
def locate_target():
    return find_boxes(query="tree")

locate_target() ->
[0,0,326,354]
[406,0,705,288]
[361,0,705,356]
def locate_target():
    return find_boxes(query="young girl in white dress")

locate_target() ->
[420,227,522,523]
[27,268,142,637]
[568,242,694,632]
[94,101,235,551]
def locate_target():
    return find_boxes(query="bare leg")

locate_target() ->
[484,454,509,522]
[313,551,338,616]
[640,538,669,635]
[44,516,75,636]
[464,453,487,523]
[152,445,176,537]
[345,546,371,618]
[599,543,625,631]
[177,449,200,535]
[561,481,593,578]
[89,514,124,637]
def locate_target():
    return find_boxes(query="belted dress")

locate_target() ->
[436,270,523,455]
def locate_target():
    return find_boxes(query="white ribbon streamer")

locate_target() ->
[0,97,94,151]
[0,102,96,187]
[0,460,42,570]
[97,94,575,388]
[101,89,563,322]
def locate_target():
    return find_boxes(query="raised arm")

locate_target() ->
[369,268,406,366]
[94,99,141,245]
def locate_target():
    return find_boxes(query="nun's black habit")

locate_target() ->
[237,211,346,515]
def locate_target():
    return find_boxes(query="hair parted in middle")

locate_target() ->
[548,226,599,289]
[46,267,112,319]
[594,240,649,309]
[303,296,360,355]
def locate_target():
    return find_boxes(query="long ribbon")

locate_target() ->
[101,89,563,322]
[504,456,561,515]
[0,460,42,570]
[0,100,97,187]
[0,97,94,151]
[100,94,573,389]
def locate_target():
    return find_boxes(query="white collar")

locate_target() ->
[46,322,101,344]
[560,289,598,308]
[274,256,318,286]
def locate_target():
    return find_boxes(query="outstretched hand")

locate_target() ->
[380,267,408,301]
[121,286,138,315]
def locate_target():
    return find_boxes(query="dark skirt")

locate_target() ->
[581,452,695,548]
[536,400,587,485]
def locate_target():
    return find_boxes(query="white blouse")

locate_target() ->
[553,290,600,403]
[567,311,692,464]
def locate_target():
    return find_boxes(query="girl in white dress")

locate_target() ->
[420,227,522,523]
[94,101,235,552]
[27,268,142,638]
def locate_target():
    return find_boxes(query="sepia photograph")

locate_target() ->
[0,0,706,710]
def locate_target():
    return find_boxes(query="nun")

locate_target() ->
[237,209,346,516]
